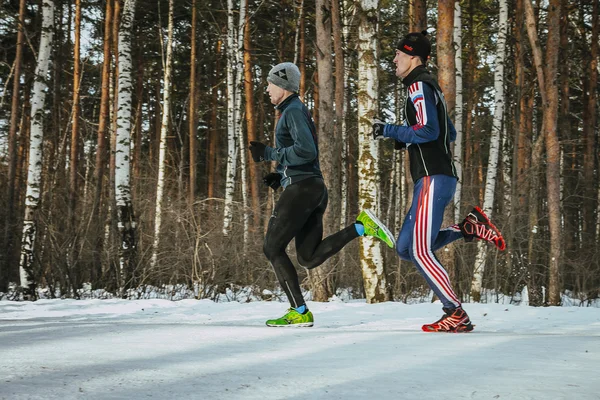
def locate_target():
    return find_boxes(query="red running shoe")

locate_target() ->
[422,307,474,333]
[458,206,506,251]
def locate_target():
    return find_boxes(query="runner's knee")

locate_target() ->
[396,235,412,261]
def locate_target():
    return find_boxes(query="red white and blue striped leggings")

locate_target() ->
[396,175,464,309]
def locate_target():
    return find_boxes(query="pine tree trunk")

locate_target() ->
[560,0,577,267]
[91,0,112,287]
[543,0,562,306]
[310,0,337,302]
[243,1,260,227]
[19,0,54,300]
[436,0,456,289]
[582,0,598,253]
[357,0,388,303]
[1,0,26,291]
[207,40,222,200]
[298,3,307,99]
[189,0,198,208]
[437,0,456,114]
[409,0,427,31]
[69,0,81,228]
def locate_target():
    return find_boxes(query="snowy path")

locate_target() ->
[1,300,599,399]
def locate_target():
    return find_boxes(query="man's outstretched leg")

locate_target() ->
[296,206,395,270]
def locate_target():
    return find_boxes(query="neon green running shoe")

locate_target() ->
[356,209,395,248]
[266,308,314,327]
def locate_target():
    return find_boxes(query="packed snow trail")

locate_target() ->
[1,299,599,399]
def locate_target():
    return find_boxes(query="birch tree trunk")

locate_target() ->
[453,0,464,222]
[19,0,54,299]
[235,0,249,249]
[357,0,388,303]
[115,0,138,292]
[222,0,238,236]
[151,0,174,269]
[470,0,508,301]
[339,0,352,230]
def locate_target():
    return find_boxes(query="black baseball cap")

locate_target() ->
[396,30,431,59]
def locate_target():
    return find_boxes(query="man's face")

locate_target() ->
[267,81,286,105]
[393,50,416,78]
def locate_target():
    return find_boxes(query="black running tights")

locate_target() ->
[263,177,359,308]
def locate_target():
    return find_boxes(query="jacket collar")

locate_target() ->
[276,93,299,111]
[402,65,429,87]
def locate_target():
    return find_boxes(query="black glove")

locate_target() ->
[263,172,282,191]
[372,118,385,140]
[394,141,407,150]
[249,141,267,162]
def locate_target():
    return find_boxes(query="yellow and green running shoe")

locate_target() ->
[356,209,395,249]
[266,308,314,327]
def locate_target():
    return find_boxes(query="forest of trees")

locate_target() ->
[0,0,598,306]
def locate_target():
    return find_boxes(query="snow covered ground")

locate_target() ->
[1,299,599,400]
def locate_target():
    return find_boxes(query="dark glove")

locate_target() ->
[263,172,282,190]
[394,141,407,150]
[372,118,385,140]
[249,141,267,162]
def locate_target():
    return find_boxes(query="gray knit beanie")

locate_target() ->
[267,62,300,93]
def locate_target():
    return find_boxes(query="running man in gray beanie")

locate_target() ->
[248,62,395,327]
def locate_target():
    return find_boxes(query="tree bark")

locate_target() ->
[357,0,389,303]
[19,0,54,300]
[243,1,260,227]
[151,0,174,269]
[189,0,198,207]
[2,0,26,291]
[69,0,81,227]
[311,0,337,301]
[453,0,464,222]
[470,0,508,301]
[409,0,427,31]
[115,0,138,293]
[582,0,598,250]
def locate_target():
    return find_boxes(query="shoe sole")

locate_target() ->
[265,322,314,327]
[364,209,396,249]
[421,325,475,333]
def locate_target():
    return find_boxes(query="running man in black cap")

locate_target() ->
[372,31,506,332]
[250,62,395,327]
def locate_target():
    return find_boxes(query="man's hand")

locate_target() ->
[263,172,282,190]
[249,141,267,162]
[372,119,386,140]
[394,141,407,150]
